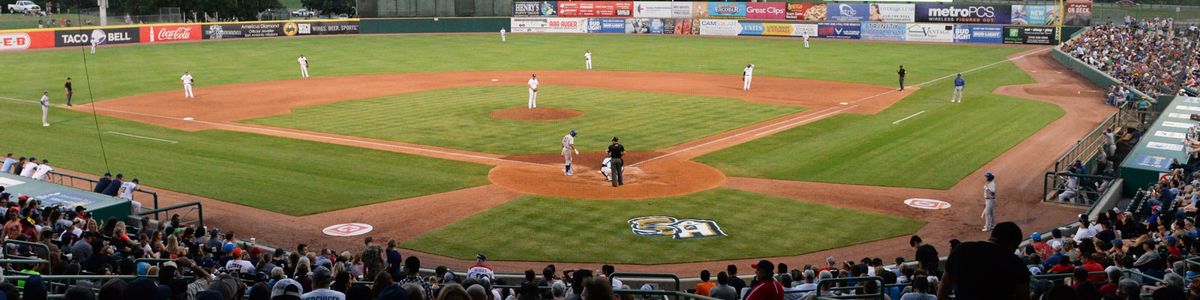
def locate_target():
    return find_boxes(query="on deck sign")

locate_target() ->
[904,198,952,210]
[322,223,374,237]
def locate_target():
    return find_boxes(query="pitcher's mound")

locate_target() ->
[490,107,583,121]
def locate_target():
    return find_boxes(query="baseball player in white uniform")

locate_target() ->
[298,54,310,78]
[742,64,754,91]
[562,130,578,176]
[803,34,810,49]
[599,157,612,181]
[39,90,50,127]
[584,50,592,70]
[528,74,539,109]
[180,71,195,98]
[501,28,506,42]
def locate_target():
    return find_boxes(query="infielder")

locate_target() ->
[562,130,578,176]
[584,50,592,70]
[39,90,50,127]
[528,74,539,109]
[803,34,810,49]
[181,71,195,98]
[742,64,754,91]
[298,54,310,78]
[951,74,965,103]
[500,28,506,42]
[981,172,996,232]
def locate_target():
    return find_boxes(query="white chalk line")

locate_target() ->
[105,131,179,144]
[892,110,926,125]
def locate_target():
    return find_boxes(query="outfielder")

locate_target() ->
[180,71,195,98]
[500,28,506,42]
[89,29,102,54]
[562,130,578,176]
[528,74,539,109]
[584,50,592,70]
[298,54,310,78]
[982,172,996,232]
[742,64,754,91]
[39,90,49,127]
[803,34,810,49]
[951,74,965,103]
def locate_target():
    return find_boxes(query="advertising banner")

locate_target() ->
[1003,26,1057,44]
[791,23,819,37]
[671,2,694,19]
[708,2,747,18]
[55,27,139,47]
[588,18,628,33]
[953,24,1003,43]
[1011,5,1059,26]
[818,22,861,39]
[915,4,1011,24]
[0,31,54,51]
[739,22,764,36]
[511,17,587,33]
[786,3,826,21]
[203,22,284,39]
[746,3,786,20]
[627,18,667,34]
[868,3,915,23]
[905,23,954,42]
[633,2,672,18]
[141,24,202,43]
[699,19,740,36]
[513,1,557,17]
[762,23,794,36]
[826,3,869,22]
[673,19,700,35]
[557,2,633,17]
[861,22,906,41]
[1064,0,1092,26]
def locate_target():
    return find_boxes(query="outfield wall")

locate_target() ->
[0,19,362,51]
[360,17,510,34]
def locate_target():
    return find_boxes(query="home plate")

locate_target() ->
[839,102,848,105]
[491,79,499,82]
[182,117,194,121]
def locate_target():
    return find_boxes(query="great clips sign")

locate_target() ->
[916,4,1011,24]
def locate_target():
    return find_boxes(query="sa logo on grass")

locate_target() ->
[628,216,726,240]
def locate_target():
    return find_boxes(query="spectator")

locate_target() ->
[437,284,469,300]
[102,174,124,197]
[467,253,495,281]
[12,157,25,175]
[396,256,433,298]
[910,236,939,276]
[1072,267,1101,300]
[899,276,934,300]
[581,277,613,300]
[746,260,784,300]
[361,237,383,280]
[19,157,38,177]
[551,281,567,300]
[226,248,256,274]
[710,271,738,300]
[602,264,621,290]
[0,153,16,173]
[301,267,344,300]
[31,159,52,181]
[519,269,541,300]
[696,270,716,296]
[727,264,747,296]
[119,178,140,211]
[937,222,1029,300]
[376,284,406,300]
[386,239,402,279]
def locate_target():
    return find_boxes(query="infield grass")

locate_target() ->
[245,86,804,154]
[402,189,925,264]
[696,62,1063,189]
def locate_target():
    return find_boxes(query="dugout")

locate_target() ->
[358,0,513,18]
[1119,96,1200,194]
[0,172,131,222]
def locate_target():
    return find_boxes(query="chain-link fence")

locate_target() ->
[77,7,182,25]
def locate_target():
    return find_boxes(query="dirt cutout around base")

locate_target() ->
[492,151,725,199]
[490,107,583,121]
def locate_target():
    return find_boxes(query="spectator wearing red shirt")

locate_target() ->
[1031,232,1053,260]
[1081,254,1105,283]
[1048,256,1075,274]
[746,260,784,300]
[1098,267,1122,297]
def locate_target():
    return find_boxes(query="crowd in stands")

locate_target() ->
[1063,17,1200,103]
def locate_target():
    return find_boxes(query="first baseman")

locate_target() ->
[584,50,592,70]
[952,74,965,103]
[742,64,754,91]
[181,71,195,98]
[528,74,539,109]
[562,130,578,176]
[298,54,310,78]
[39,90,50,127]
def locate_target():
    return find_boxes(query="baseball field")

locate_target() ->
[0,32,1096,266]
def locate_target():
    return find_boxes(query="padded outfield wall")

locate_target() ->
[358,0,514,17]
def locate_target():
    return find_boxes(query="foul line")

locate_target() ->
[106,131,179,144]
[892,111,926,125]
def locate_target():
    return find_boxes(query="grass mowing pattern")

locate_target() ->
[696,63,1063,189]
[0,34,1026,104]
[402,189,925,264]
[0,101,491,216]
[246,86,804,154]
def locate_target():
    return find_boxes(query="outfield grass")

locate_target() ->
[0,100,491,216]
[402,189,925,264]
[696,62,1063,189]
[246,86,804,154]
[0,34,1026,104]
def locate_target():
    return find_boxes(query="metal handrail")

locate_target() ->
[136,201,204,230]
[1042,172,1117,204]
[610,272,682,292]
[3,240,50,260]
[813,276,884,300]
[45,171,162,219]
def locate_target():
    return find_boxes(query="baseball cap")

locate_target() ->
[312,266,333,282]
[1032,232,1042,241]
[751,260,773,272]
[570,130,577,136]
[985,172,994,180]
[476,253,487,261]
[271,279,302,298]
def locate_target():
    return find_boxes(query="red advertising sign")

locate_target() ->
[0,31,54,51]
[786,3,827,21]
[140,24,202,43]
[746,3,786,20]
[558,1,634,17]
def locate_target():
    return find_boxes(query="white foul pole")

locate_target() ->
[98,0,108,26]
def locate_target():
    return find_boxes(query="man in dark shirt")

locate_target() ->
[93,173,112,193]
[607,136,625,187]
[897,65,907,91]
[102,174,123,196]
[727,264,747,296]
[64,77,73,107]
[910,235,940,276]
[938,221,1030,300]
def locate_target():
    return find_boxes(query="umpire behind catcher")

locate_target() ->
[608,137,626,187]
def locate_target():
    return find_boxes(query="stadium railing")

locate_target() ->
[130,201,205,235]
[1042,172,1118,206]
[47,171,162,220]
[611,272,682,292]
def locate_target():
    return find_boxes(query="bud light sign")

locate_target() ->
[916,4,1011,24]
[588,18,627,33]
[953,25,1003,43]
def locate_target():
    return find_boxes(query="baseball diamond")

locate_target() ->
[0,2,1179,298]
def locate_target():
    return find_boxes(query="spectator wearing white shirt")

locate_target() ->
[225,248,257,274]
[793,269,818,298]
[898,276,935,300]
[31,159,53,181]
[119,178,141,212]
[1073,215,1097,243]
[302,266,346,300]
[18,157,38,177]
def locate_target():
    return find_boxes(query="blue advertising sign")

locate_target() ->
[1136,155,1171,170]
[826,3,869,22]
[953,25,1003,43]
[588,18,627,33]
[708,2,747,18]
[861,22,906,41]
[916,4,1011,24]
[817,22,861,39]
[738,22,764,36]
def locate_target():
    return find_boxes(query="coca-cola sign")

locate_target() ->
[140,25,201,43]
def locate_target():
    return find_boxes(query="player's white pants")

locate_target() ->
[90,44,96,54]
[586,59,592,70]
[300,65,309,78]
[528,90,537,108]
[41,106,48,126]
[502,34,506,42]
[1058,190,1078,204]
[601,166,611,181]
[804,40,810,48]
[184,84,194,98]
[130,199,142,213]
[983,198,995,230]
[563,149,573,175]
[743,76,752,91]
[952,86,964,102]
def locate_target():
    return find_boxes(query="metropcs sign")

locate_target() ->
[928,6,997,18]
